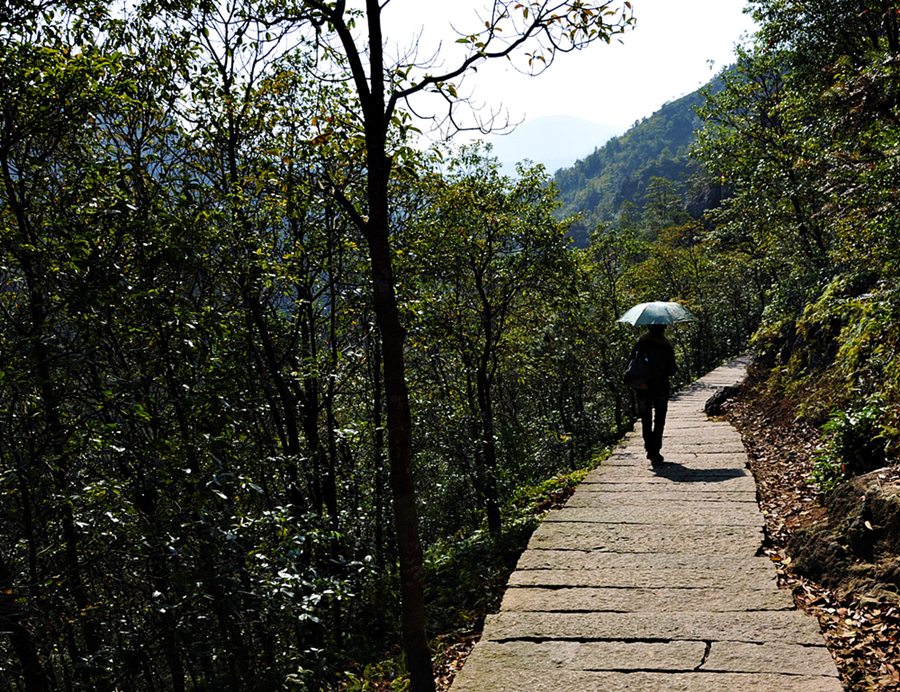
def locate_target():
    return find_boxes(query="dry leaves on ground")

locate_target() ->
[726,381,900,692]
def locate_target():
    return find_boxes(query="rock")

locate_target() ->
[705,385,741,417]
[789,467,900,600]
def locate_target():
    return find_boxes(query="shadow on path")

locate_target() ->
[651,461,748,482]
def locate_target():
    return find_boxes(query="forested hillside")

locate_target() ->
[692,2,900,479]
[553,87,715,245]
[1,0,898,690]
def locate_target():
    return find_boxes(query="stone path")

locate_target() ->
[451,358,842,691]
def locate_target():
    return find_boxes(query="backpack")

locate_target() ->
[623,347,651,389]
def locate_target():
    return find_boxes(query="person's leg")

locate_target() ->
[636,391,654,458]
[652,394,669,460]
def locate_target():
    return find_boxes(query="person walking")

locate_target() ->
[630,323,677,466]
[618,301,694,466]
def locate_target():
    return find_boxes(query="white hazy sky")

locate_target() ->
[382,0,756,129]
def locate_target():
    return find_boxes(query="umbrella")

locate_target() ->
[617,301,697,326]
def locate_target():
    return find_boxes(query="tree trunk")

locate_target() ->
[324,0,433,685]
[325,244,342,647]
[370,331,386,577]
[324,234,341,527]
[614,392,624,433]
[363,142,434,690]
[0,556,48,692]
[476,363,502,537]
[299,279,326,516]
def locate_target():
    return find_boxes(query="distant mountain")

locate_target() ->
[554,83,724,246]
[484,116,624,175]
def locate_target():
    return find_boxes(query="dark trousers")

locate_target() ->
[636,389,668,455]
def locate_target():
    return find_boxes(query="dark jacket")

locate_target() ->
[635,331,677,394]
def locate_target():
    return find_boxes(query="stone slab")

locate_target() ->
[451,639,835,677]
[526,522,764,553]
[579,479,756,495]
[663,421,735,429]
[599,457,750,471]
[500,587,793,613]
[615,442,731,452]
[566,488,759,513]
[591,456,747,471]
[661,435,743,445]
[541,505,763,527]
[667,446,746,455]
[509,550,777,589]
[457,640,707,671]
[703,641,838,676]
[668,454,751,466]
[592,466,755,487]
[507,567,777,590]
[662,429,743,440]
[453,666,842,691]
[481,611,828,646]
[515,552,774,572]
[566,489,757,504]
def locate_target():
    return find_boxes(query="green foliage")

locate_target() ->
[813,401,889,493]
[341,659,411,692]
[810,448,844,494]
[752,276,899,437]
[693,0,900,494]
[423,459,602,633]
[506,461,600,514]
[399,144,607,541]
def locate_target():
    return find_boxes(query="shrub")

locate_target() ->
[813,401,888,492]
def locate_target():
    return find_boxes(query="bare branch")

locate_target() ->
[387,1,633,132]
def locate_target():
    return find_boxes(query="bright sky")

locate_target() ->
[383,0,756,130]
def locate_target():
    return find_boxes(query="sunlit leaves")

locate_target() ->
[394,145,600,532]
[693,0,900,504]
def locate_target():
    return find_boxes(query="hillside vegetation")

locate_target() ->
[556,0,900,497]
[693,1,900,485]
[554,87,717,245]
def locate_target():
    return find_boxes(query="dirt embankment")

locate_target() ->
[723,371,900,691]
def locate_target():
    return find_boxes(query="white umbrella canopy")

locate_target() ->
[617,301,697,326]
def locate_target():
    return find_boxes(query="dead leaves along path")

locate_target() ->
[451,358,842,692]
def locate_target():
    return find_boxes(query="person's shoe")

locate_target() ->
[650,452,665,466]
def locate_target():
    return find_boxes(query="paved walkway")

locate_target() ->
[452,358,842,691]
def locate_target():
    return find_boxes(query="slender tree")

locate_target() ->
[412,148,573,535]
[265,3,634,686]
